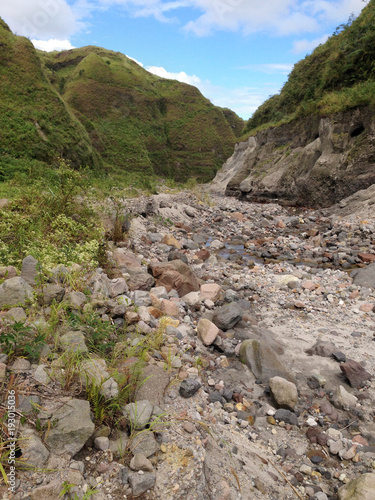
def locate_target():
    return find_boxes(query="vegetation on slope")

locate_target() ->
[0,17,241,183]
[245,0,375,133]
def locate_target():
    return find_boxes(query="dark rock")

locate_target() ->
[119,467,130,485]
[306,340,337,357]
[212,302,243,331]
[310,456,323,465]
[128,471,156,497]
[274,409,298,426]
[168,251,188,264]
[179,379,201,398]
[332,352,346,363]
[340,359,371,388]
[208,391,223,404]
[352,262,375,288]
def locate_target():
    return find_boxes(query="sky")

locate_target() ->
[0,0,369,119]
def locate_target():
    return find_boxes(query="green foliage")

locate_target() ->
[245,1,375,133]
[0,159,103,269]
[0,321,46,362]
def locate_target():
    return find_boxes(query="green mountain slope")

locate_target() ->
[0,17,242,183]
[245,0,375,133]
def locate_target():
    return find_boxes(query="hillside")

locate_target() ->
[211,1,375,207]
[244,0,375,134]
[0,19,243,183]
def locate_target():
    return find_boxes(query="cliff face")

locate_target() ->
[210,106,375,207]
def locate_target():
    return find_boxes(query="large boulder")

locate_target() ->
[212,303,243,330]
[352,262,375,288]
[269,376,298,410]
[338,473,375,500]
[127,270,155,291]
[0,277,33,309]
[45,399,95,456]
[148,260,200,297]
[21,255,39,285]
[239,339,295,384]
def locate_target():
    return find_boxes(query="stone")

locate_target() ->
[39,284,65,306]
[135,365,170,407]
[45,399,95,456]
[81,358,119,399]
[210,239,225,250]
[60,330,88,353]
[109,431,129,458]
[352,263,375,289]
[110,277,128,297]
[197,318,220,346]
[0,363,6,381]
[306,340,337,357]
[269,376,298,410]
[274,409,298,426]
[0,265,17,280]
[128,271,155,291]
[212,302,243,330]
[340,359,371,388]
[338,473,375,500]
[19,428,50,467]
[195,248,210,261]
[33,364,51,385]
[21,255,39,285]
[130,431,158,458]
[10,358,31,373]
[239,339,295,384]
[162,234,181,249]
[133,290,152,307]
[334,385,358,409]
[94,436,110,451]
[358,253,375,263]
[179,378,201,398]
[0,277,33,309]
[123,400,154,430]
[4,307,26,322]
[30,479,64,500]
[200,283,223,302]
[128,471,156,497]
[182,291,201,306]
[148,260,200,297]
[160,299,180,317]
[168,250,188,264]
[130,453,153,472]
[62,291,87,310]
[112,248,141,270]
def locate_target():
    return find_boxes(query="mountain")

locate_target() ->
[0,19,243,182]
[211,2,375,207]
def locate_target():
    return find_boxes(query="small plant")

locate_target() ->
[59,480,97,499]
[0,322,46,363]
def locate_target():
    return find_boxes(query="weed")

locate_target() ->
[0,321,46,363]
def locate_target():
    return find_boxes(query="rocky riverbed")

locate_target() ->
[0,188,374,500]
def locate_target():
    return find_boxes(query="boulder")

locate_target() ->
[19,428,49,467]
[239,339,295,384]
[128,270,155,291]
[212,303,243,330]
[148,260,200,297]
[110,277,128,297]
[161,234,181,249]
[60,331,88,354]
[135,365,170,407]
[197,318,220,346]
[112,248,142,270]
[0,277,33,309]
[352,262,375,288]
[39,284,65,306]
[338,473,375,500]
[30,479,64,500]
[340,359,371,388]
[4,307,26,322]
[334,385,358,409]
[200,283,223,302]
[45,399,95,456]
[269,376,298,410]
[62,291,87,310]
[128,471,156,497]
[21,255,39,285]
[0,266,17,280]
[123,400,154,430]
[130,430,158,457]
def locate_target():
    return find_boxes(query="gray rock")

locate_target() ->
[334,385,358,409]
[0,277,33,309]
[212,302,243,330]
[130,431,158,458]
[135,365,170,407]
[128,471,156,497]
[62,291,87,310]
[132,290,152,307]
[119,466,130,485]
[30,479,64,500]
[274,409,298,426]
[81,358,119,399]
[21,255,39,285]
[109,431,129,458]
[130,453,153,472]
[0,265,17,280]
[306,340,337,357]
[239,339,295,384]
[4,307,26,322]
[123,400,154,430]
[17,394,40,413]
[39,284,65,306]
[269,376,298,410]
[338,473,375,500]
[352,263,375,289]
[45,399,95,456]
[181,291,201,306]
[33,364,51,385]
[94,436,109,451]
[110,277,128,297]
[11,358,31,373]
[19,428,49,466]
[128,271,155,292]
[179,378,201,398]
[60,331,88,353]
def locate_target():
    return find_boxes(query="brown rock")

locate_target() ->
[359,303,373,312]
[148,306,163,319]
[160,299,180,318]
[161,234,181,249]
[358,253,375,263]
[195,248,210,261]
[148,260,200,297]
[340,359,371,388]
[197,318,219,346]
[230,212,245,221]
[112,249,141,270]
[200,283,223,302]
[276,219,286,228]
[352,435,369,446]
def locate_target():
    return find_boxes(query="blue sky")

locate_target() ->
[1,0,369,119]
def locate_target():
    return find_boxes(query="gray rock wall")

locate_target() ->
[210,106,375,207]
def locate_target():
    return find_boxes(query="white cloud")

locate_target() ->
[32,38,75,51]
[292,34,329,54]
[239,64,294,75]
[127,55,144,66]
[145,64,277,118]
